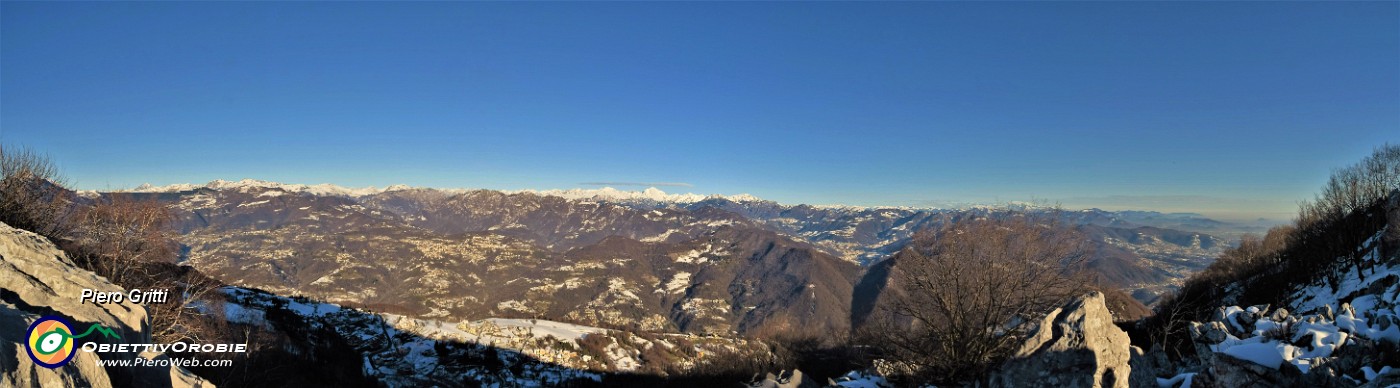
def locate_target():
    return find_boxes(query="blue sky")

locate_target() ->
[2,2,1396,221]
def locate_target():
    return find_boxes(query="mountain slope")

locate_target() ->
[125,180,1241,333]
[139,184,860,337]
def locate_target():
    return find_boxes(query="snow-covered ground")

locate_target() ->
[1170,230,1399,386]
[218,287,770,386]
[830,371,893,388]
[220,288,605,386]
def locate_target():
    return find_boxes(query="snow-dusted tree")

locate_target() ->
[866,212,1091,383]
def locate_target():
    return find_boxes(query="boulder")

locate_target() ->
[1247,304,1270,319]
[988,292,1132,388]
[1191,321,1230,344]
[748,369,820,388]
[0,222,213,387]
[1376,315,1395,331]
[1128,346,1168,388]
[1362,367,1400,388]
[1192,352,1301,388]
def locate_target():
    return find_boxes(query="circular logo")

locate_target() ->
[26,316,77,369]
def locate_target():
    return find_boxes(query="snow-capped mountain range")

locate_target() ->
[121,179,1253,226]
[126,178,767,204]
[98,177,1247,330]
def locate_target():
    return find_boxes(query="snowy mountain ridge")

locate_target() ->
[130,179,429,197]
[125,179,770,204]
[120,178,1231,217]
[510,186,764,204]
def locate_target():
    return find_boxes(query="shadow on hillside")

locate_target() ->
[179,287,815,388]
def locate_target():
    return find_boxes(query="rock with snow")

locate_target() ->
[828,371,892,388]
[1191,321,1230,344]
[0,222,213,388]
[1194,352,1303,388]
[1319,304,1335,321]
[1361,365,1400,387]
[989,292,1132,388]
[747,369,820,388]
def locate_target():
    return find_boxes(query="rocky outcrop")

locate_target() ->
[746,369,821,388]
[0,222,212,387]
[989,292,1132,388]
[1129,346,1171,388]
[1184,300,1400,387]
[1191,353,1302,388]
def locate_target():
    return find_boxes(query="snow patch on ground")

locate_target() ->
[1203,234,1397,380]
[660,272,692,294]
[480,318,606,341]
[1220,342,1289,370]
[831,370,893,387]
[1157,372,1195,388]
[674,249,708,264]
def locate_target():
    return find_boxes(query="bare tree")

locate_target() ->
[0,144,75,238]
[71,193,177,286]
[1387,188,1399,260]
[0,146,225,345]
[1299,144,1400,282]
[146,270,226,344]
[69,193,226,344]
[864,212,1091,383]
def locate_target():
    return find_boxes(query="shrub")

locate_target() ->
[862,212,1092,384]
[0,144,75,239]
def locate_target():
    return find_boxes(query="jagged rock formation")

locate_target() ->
[0,222,211,388]
[989,292,1132,388]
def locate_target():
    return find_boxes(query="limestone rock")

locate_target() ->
[0,222,213,388]
[748,369,820,388]
[1128,346,1168,388]
[1192,352,1301,388]
[1191,321,1230,344]
[989,292,1132,388]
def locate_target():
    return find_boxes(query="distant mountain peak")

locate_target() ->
[513,186,763,204]
[128,179,397,197]
[121,179,767,205]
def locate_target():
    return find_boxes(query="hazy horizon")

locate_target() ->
[3,2,1396,223]
[88,177,1291,225]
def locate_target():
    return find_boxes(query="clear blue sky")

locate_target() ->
[2,2,1396,221]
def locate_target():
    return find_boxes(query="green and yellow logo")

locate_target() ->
[25,316,118,368]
